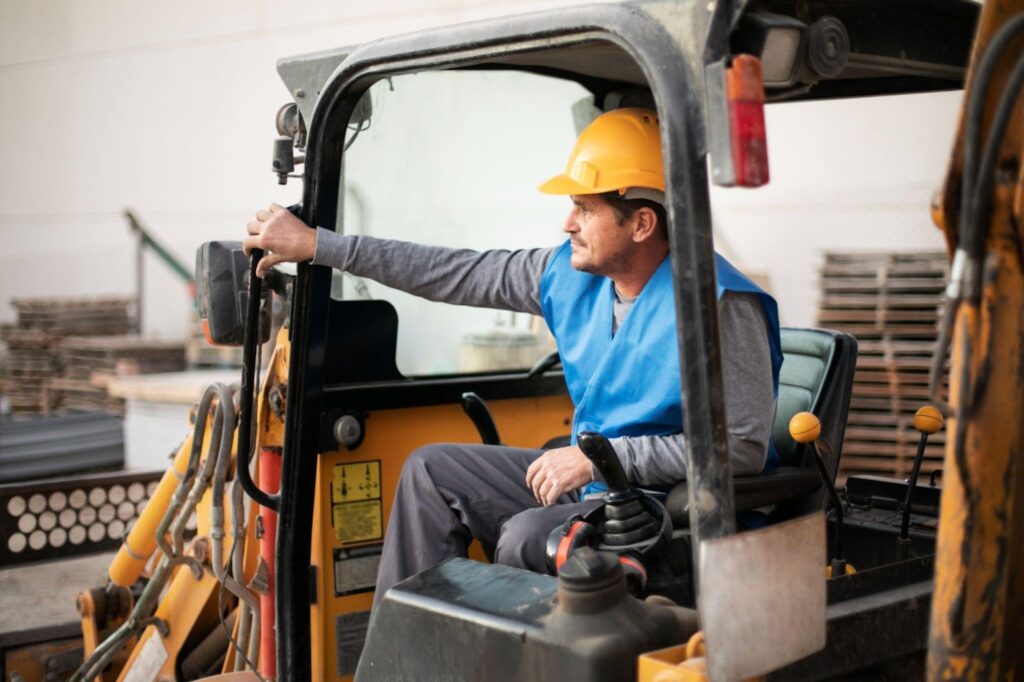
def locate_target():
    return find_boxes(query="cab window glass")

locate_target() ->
[338,70,590,376]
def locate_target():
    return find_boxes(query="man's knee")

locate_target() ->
[494,508,550,571]
[399,443,449,483]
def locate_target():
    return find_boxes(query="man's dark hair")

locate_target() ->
[599,191,668,240]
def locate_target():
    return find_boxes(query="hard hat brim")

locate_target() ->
[538,173,666,197]
[537,173,597,196]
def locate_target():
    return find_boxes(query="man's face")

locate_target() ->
[562,195,634,275]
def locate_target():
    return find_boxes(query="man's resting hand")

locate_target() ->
[525,445,593,506]
[243,203,316,277]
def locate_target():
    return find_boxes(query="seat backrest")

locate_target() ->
[772,328,858,513]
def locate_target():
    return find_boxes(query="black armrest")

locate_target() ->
[666,467,822,527]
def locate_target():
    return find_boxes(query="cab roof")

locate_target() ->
[278,0,979,125]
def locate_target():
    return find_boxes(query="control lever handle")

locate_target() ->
[526,351,561,379]
[460,392,500,446]
[900,406,944,544]
[790,412,849,576]
[578,431,631,496]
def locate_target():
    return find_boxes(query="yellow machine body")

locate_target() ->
[308,394,573,680]
[928,0,1024,678]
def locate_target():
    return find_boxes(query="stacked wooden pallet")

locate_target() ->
[1,298,136,413]
[816,252,949,482]
[53,336,186,414]
[0,328,61,413]
[12,297,135,336]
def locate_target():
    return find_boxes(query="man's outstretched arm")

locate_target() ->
[312,229,553,315]
[242,203,552,315]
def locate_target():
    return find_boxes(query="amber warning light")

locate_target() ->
[726,55,769,187]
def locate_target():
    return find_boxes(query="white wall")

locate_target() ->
[711,91,961,327]
[0,1,961,343]
[0,0,591,339]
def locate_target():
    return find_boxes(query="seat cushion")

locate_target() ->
[666,467,822,526]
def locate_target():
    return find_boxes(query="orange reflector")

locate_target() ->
[199,318,215,345]
[726,55,769,187]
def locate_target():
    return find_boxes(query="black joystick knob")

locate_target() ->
[578,431,633,498]
[577,431,660,547]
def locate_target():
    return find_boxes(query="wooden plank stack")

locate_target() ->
[816,252,950,483]
[11,297,135,336]
[1,297,136,413]
[52,336,186,413]
[0,327,60,413]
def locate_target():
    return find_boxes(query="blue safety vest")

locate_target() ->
[539,240,783,496]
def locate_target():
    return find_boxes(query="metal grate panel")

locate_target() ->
[1,470,162,568]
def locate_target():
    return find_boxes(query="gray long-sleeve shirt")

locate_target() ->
[312,228,775,485]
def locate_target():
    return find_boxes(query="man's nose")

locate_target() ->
[562,208,580,234]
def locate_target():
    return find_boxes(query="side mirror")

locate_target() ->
[195,241,270,346]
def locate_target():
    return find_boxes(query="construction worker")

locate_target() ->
[243,108,782,607]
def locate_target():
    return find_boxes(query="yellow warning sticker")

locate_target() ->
[332,461,381,503]
[332,500,383,544]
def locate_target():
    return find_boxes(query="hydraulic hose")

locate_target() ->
[959,14,1024,268]
[107,435,193,588]
[72,385,232,682]
[209,383,262,674]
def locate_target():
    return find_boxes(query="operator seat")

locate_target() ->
[665,327,858,526]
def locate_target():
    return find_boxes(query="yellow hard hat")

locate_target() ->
[539,108,664,197]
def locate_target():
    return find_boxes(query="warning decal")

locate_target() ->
[332,500,383,544]
[331,461,383,544]
[332,461,381,503]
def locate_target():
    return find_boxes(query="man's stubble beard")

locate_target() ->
[571,248,631,279]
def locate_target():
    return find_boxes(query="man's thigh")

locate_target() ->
[495,499,603,571]
[404,442,544,546]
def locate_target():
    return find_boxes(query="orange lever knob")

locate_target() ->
[913,405,944,435]
[789,411,821,444]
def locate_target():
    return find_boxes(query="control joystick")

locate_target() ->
[790,412,853,577]
[545,432,671,596]
[577,432,661,545]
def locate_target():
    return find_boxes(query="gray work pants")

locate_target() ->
[373,442,602,608]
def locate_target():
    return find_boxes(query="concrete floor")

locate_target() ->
[0,552,114,638]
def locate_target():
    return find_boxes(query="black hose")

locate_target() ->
[237,250,278,511]
[969,51,1024,260]
[958,14,1024,267]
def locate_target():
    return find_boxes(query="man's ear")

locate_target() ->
[631,206,659,243]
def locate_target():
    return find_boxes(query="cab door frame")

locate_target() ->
[277,4,730,678]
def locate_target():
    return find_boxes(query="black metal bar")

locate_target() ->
[663,87,736,550]
[236,251,278,512]
[810,443,845,562]
[276,260,333,682]
[900,432,930,542]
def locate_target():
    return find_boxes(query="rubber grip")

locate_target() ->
[577,431,630,493]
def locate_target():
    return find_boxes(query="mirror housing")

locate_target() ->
[195,240,270,346]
